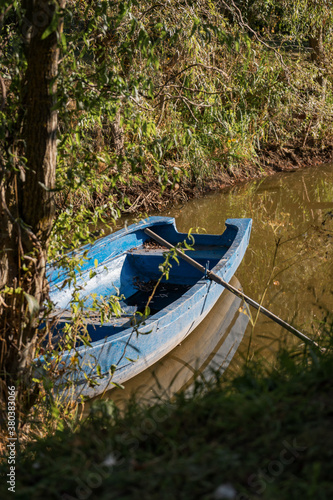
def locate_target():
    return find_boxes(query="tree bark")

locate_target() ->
[309,26,326,87]
[309,26,324,65]
[0,0,65,417]
[110,108,124,155]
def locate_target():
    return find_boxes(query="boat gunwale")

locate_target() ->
[55,217,252,354]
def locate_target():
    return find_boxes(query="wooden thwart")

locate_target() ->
[144,228,321,350]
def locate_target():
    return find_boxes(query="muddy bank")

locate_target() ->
[117,143,333,214]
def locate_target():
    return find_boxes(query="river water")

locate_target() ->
[104,164,333,404]
[171,163,333,357]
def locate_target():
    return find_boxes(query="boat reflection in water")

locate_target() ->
[101,276,249,406]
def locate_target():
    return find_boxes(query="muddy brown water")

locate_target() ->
[171,163,333,355]
[99,164,333,404]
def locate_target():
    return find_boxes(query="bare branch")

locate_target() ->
[159,83,229,95]
[129,95,154,112]
[164,93,214,109]
[0,3,14,30]
[138,3,165,22]
[154,63,229,99]
[218,0,290,82]
[0,75,7,111]
[181,98,198,123]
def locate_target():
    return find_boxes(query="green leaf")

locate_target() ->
[23,292,39,318]
[125,357,138,363]
[190,18,200,37]
[111,382,125,390]
[41,13,59,40]
[109,364,117,375]
[60,32,67,51]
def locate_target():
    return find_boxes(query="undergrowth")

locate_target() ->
[1,320,332,500]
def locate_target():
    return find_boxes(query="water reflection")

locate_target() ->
[100,277,249,406]
[170,164,333,356]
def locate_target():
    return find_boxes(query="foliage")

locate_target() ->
[2,1,333,240]
[233,0,333,39]
[50,0,333,203]
[1,321,333,499]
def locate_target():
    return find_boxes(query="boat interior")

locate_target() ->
[49,227,233,340]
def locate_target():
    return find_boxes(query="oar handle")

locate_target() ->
[144,228,321,351]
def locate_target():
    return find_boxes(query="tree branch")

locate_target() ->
[158,83,229,95]
[218,0,290,82]
[152,63,229,100]
[0,3,14,30]
[138,3,165,22]
[0,74,7,111]
[164,93,214,109]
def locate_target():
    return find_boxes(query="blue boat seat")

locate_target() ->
[125,247,227,285]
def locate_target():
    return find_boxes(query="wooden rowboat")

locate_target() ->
[47,216,252,398]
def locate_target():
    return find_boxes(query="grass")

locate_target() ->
[1,321,333,500]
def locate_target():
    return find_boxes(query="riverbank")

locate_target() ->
[56,142,333,217]
[48,1,333,221]
[115,143,333,214]
[2,322,332,499]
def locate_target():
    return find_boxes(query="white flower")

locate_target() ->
[101,453,117,467]
[213,483,237,500]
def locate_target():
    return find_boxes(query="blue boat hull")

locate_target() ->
[47,216,252,398]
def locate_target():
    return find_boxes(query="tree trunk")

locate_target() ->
[110,108,124,155]
[309,26,326,87]
[309,26,324,65]
[0,0,65,418]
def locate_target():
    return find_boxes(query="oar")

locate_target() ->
[144,228,321,350]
